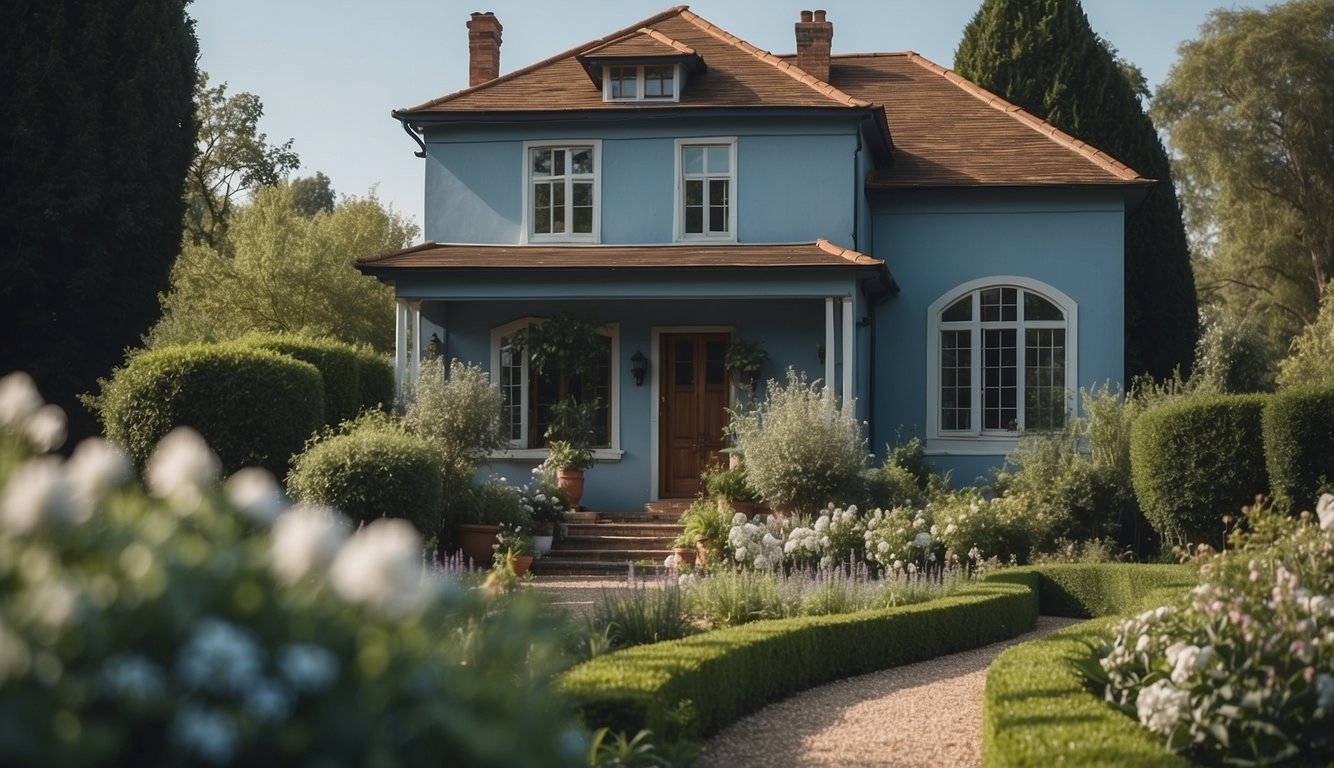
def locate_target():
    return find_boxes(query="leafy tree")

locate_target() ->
[291,171,336,216]
[1191,305,1276,394]
[955,0,1198,382]
[148,183,416,353]
[1276,280,1334,388]
[1154,0,1334,365]
[0,0,197,443]
[184,72,299,249]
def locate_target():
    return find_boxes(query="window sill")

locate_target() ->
[924,436,1020,456]
[487,448,624,463]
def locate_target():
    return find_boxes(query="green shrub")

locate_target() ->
[286,416,443,536]
[983,564,1194,619]
[96,344,324,476]
[455,476,534,526]
[353,349,394,412]
[590,579,694,650]
[233,333,364,426]
[701,464,758,503]
[560,582,1036,740]
[729,369,868,514]
[402,359,507,521]
[1129,393,1269,548]
[1262,385,1334,513]
[932,492,1036,565]
[1275,279,1334,388]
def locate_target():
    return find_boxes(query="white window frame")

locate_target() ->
[602,63,681,102]
[521,140,602,244]
[924,276,1078,455]
[489,317,622,461]
[674,137,737,243]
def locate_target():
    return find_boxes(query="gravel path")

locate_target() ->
[696,616,1082,768]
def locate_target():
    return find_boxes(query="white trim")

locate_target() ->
[841,297,854,407]
[409,303,422,384]
[824,297,836,389]
[394,300,408,400]
[924,276,1079,453]
[674,137,737,243]
[602,62,681,103]
[488,316,621,454]
[521,140,602,245]
[648,324,735,501]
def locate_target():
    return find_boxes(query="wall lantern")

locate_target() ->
[631,350,648,386]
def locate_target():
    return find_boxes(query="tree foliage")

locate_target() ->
[291,171,336,217]
[184,72,299,249]
[1276,280,1334,388]
[1154,0,1334,364]
[955,0,1198,382]
[0,0,197,443]
[148,183,416,353]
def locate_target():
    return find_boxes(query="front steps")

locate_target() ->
[531,508,687,577]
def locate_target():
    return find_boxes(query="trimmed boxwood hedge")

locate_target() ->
[98,344,324,476]
[1263,385,1334,514]
[983,564,1194,618]
[558,582,1037,740]
[232,334,365,427]
[354,349,395,413]
[287,422,442,536]
[1130,394,1269,547]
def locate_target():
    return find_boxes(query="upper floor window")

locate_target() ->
[524,142,600,242]
[926,278,1077,451]
[676,138,735,241]
[604,64,678,102]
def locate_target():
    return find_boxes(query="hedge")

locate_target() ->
[287,422,442,536]
[354,350,395,413]
[98,344,324,476]
[233,334,365,427]
[1262,385,1334,514]
[558,581,1037,740]
[983,564,1194,618]
[1129,394,1269,548]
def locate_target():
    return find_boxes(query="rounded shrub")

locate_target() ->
[98,344,324,476]
[287,417,443,536]
[233,334,364,426]
[1262,385,1334,513]
[1129,394,1268,548]
[354,348,395,413]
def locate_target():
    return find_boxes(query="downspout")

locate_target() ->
[852,114,866,252]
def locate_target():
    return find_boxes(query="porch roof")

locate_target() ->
[357,239,886,272]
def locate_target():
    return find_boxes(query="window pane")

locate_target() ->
[683,147,704,174]
[685,207,703,234]
[572,205,592,233]
[684,179,703,234]
[571,148,593,175]
[572,183,592,206]
[941,329,971,431]
[942,296,972,322]
[552,183,565,233]
[610,66,636,99]
[1024,328,1066,430]
[684,179,703,206]
[675,340,693,386]
[500,338,524,442]
[533,183,551,233]
[644,65,674,97]
[983,328,1017,430]
[531,149,551,176]
[981,287,1017,322]
[709,180,728,233]
[705,145,730,173]
[1024,291,1063,321]
[705,340,725,385]
[553,149,565,176]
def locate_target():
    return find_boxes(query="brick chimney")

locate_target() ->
[795,9,833,83]
[467,12,502,87]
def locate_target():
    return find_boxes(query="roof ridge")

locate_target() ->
[676,8,871,109]
[399,6,690,113]
[636,26,696,55]
[901,52,1146,183]
[816,238,882,265]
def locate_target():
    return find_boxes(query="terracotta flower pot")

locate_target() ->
[511,553,534,577]
[557,468,584,508]
[672,546,697,568]
[694,535,713,569]
[454,523,500,569]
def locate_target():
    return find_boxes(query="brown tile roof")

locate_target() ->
[399,7,868,113]
[820,53,1149,188]
[357,239,884,271]
[581,28,696,58]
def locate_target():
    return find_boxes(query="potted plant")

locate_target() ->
[453,478,533,569]
[725,338,767,397]
[702,464,762,517]
[521,484,568,557]
[541,437,594,508]
[679,498,728,568]
[670,529,698,568]
[491,522,535,579]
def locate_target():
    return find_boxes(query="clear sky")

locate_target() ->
[190,0,1232,230]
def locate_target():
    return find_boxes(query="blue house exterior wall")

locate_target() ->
[868,188,1126,484]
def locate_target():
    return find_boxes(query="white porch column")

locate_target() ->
[842,298,854,408]
[409,302,422,384]
[394,299,408,400]
[824,297,836,389]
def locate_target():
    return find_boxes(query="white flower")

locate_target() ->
[172,706,238,765]
[278,643,339,692]
[1317,493,1334,531]
[1,456,83,533]
[177,619,262,694]
[100,655,165,701]
[244,679,292,722]
[912,532,932,549]
[24,404,66,452]
[734,546,749,562]
[1136,679,1191,735]
[65,438,132,504]
[732,512,748,526]
[328,518,424,614]
[146,427,220,510]
[270,505,350,584]
[753,554,770,570]
[225,468,287,525]
[1165,642,1213,685]
[0,372,43,429]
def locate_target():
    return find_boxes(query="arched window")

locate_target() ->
[926,278,1077,450]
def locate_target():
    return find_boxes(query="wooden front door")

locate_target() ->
[660,333,730,498]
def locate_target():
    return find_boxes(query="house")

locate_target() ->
[356,7,1148,512]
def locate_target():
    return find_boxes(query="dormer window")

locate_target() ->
[604,64,679,102]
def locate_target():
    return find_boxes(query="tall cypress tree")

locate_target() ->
[0,1,198,442]
[955,0,1197,383]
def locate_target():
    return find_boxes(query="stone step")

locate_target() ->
[643,499,696,515]
[540,547,672,563]
[529,558,646,577]
[564,523,684,538]
[558,534,680,550]
[568,510,684,524]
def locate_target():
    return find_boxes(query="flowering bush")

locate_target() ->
[521,484,569,527]
[0,373,583,767]
[784,505,864,568]
[862,505,937,573]
[930,491,1034,566]
[726,512,788,570]
[1087,501,1334,764]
